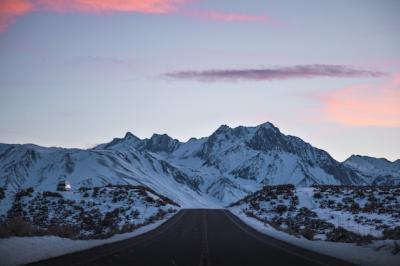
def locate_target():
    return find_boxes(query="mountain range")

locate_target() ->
[1,122,399,206]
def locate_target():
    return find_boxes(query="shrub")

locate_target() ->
[0,187,5,200]
[327,226,371,244]
[313,192,322,199]
[43,191,63,198]
[79,187,91,192]
[0,223,11,238]
[144,196,155,203]
[275,204,287,214]
[383,227,400,240]
[15,188,34,198]
[1,217,34,237]
[350,202,360,213]
[302,228,315,240]
[131,209,140,219]
[47,224,80,238]
[297,207,317,218]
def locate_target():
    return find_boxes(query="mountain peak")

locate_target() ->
[150,133,172,139]
[145,133,181,153]
[95,131,142,150]
[212,122,278,137]
[258,121,275,128]
[207,124,233,140]
[256,121,280,133]
[345,154,393,164]
[124,131,139,140]
[345,154,361,161]
[215,124,231,133]
[344,154,400,183]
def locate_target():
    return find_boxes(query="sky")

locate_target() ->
[0,0,399,162]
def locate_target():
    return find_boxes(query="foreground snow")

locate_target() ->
[0,218,169,266]
[230,208,400,266]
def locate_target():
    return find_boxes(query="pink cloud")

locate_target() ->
[181,9,267,22]
[35,0,187,14]
[0,1,271,32]
[318,73,400,127]
[0,0,35,32]
[0,0,188,32]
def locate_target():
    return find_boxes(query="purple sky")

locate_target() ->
[0,0,399,161]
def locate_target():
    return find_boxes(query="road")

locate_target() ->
[29,209,354,266]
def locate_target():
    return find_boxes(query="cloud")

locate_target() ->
[0,0,270,32]
[72,56,131,66]
[181,9,267,22]
[317,73,400,127]
[35,0,186,14]
[165,65,385,82]
[0,0,35,32]
[0,0,187,32]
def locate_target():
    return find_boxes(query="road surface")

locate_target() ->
[29,209,353,266]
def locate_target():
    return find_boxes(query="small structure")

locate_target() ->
[57,180,71,191]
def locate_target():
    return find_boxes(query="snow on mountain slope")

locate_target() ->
[343,155,400,185]
[1,122,395,205]
[95,132,181,154]
[0,142,218,208]
[164,122,363,203]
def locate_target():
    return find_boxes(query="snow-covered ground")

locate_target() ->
[230,185,400,240]
[228,185,400,266]
[230,208,400,266]
[307,186,400,238]
[0,218,169,266]
[0,185,179,239]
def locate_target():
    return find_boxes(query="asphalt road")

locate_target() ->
[29,209,354,266]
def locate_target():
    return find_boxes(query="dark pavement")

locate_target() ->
[28,209,354,266]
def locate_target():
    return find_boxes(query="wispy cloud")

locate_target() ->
[72,56,132,66]
[316,73,400,127]
[165,65,385,82]
[35,0,186,14]
[0,0,35,32]
[0,0,188,32]
[180,9,267,22]
[0,0,270,33]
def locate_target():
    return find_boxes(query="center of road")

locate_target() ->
[199,210,211,266]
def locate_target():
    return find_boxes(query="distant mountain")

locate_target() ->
[0,122,397,205]
[0,142,211,208]
[343,155,400,185]
[164,122,362,203]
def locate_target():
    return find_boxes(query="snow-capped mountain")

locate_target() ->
[343,155,400,185]
[0,142,214,208]
[164,122,362,202]
[0,122,396,205]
